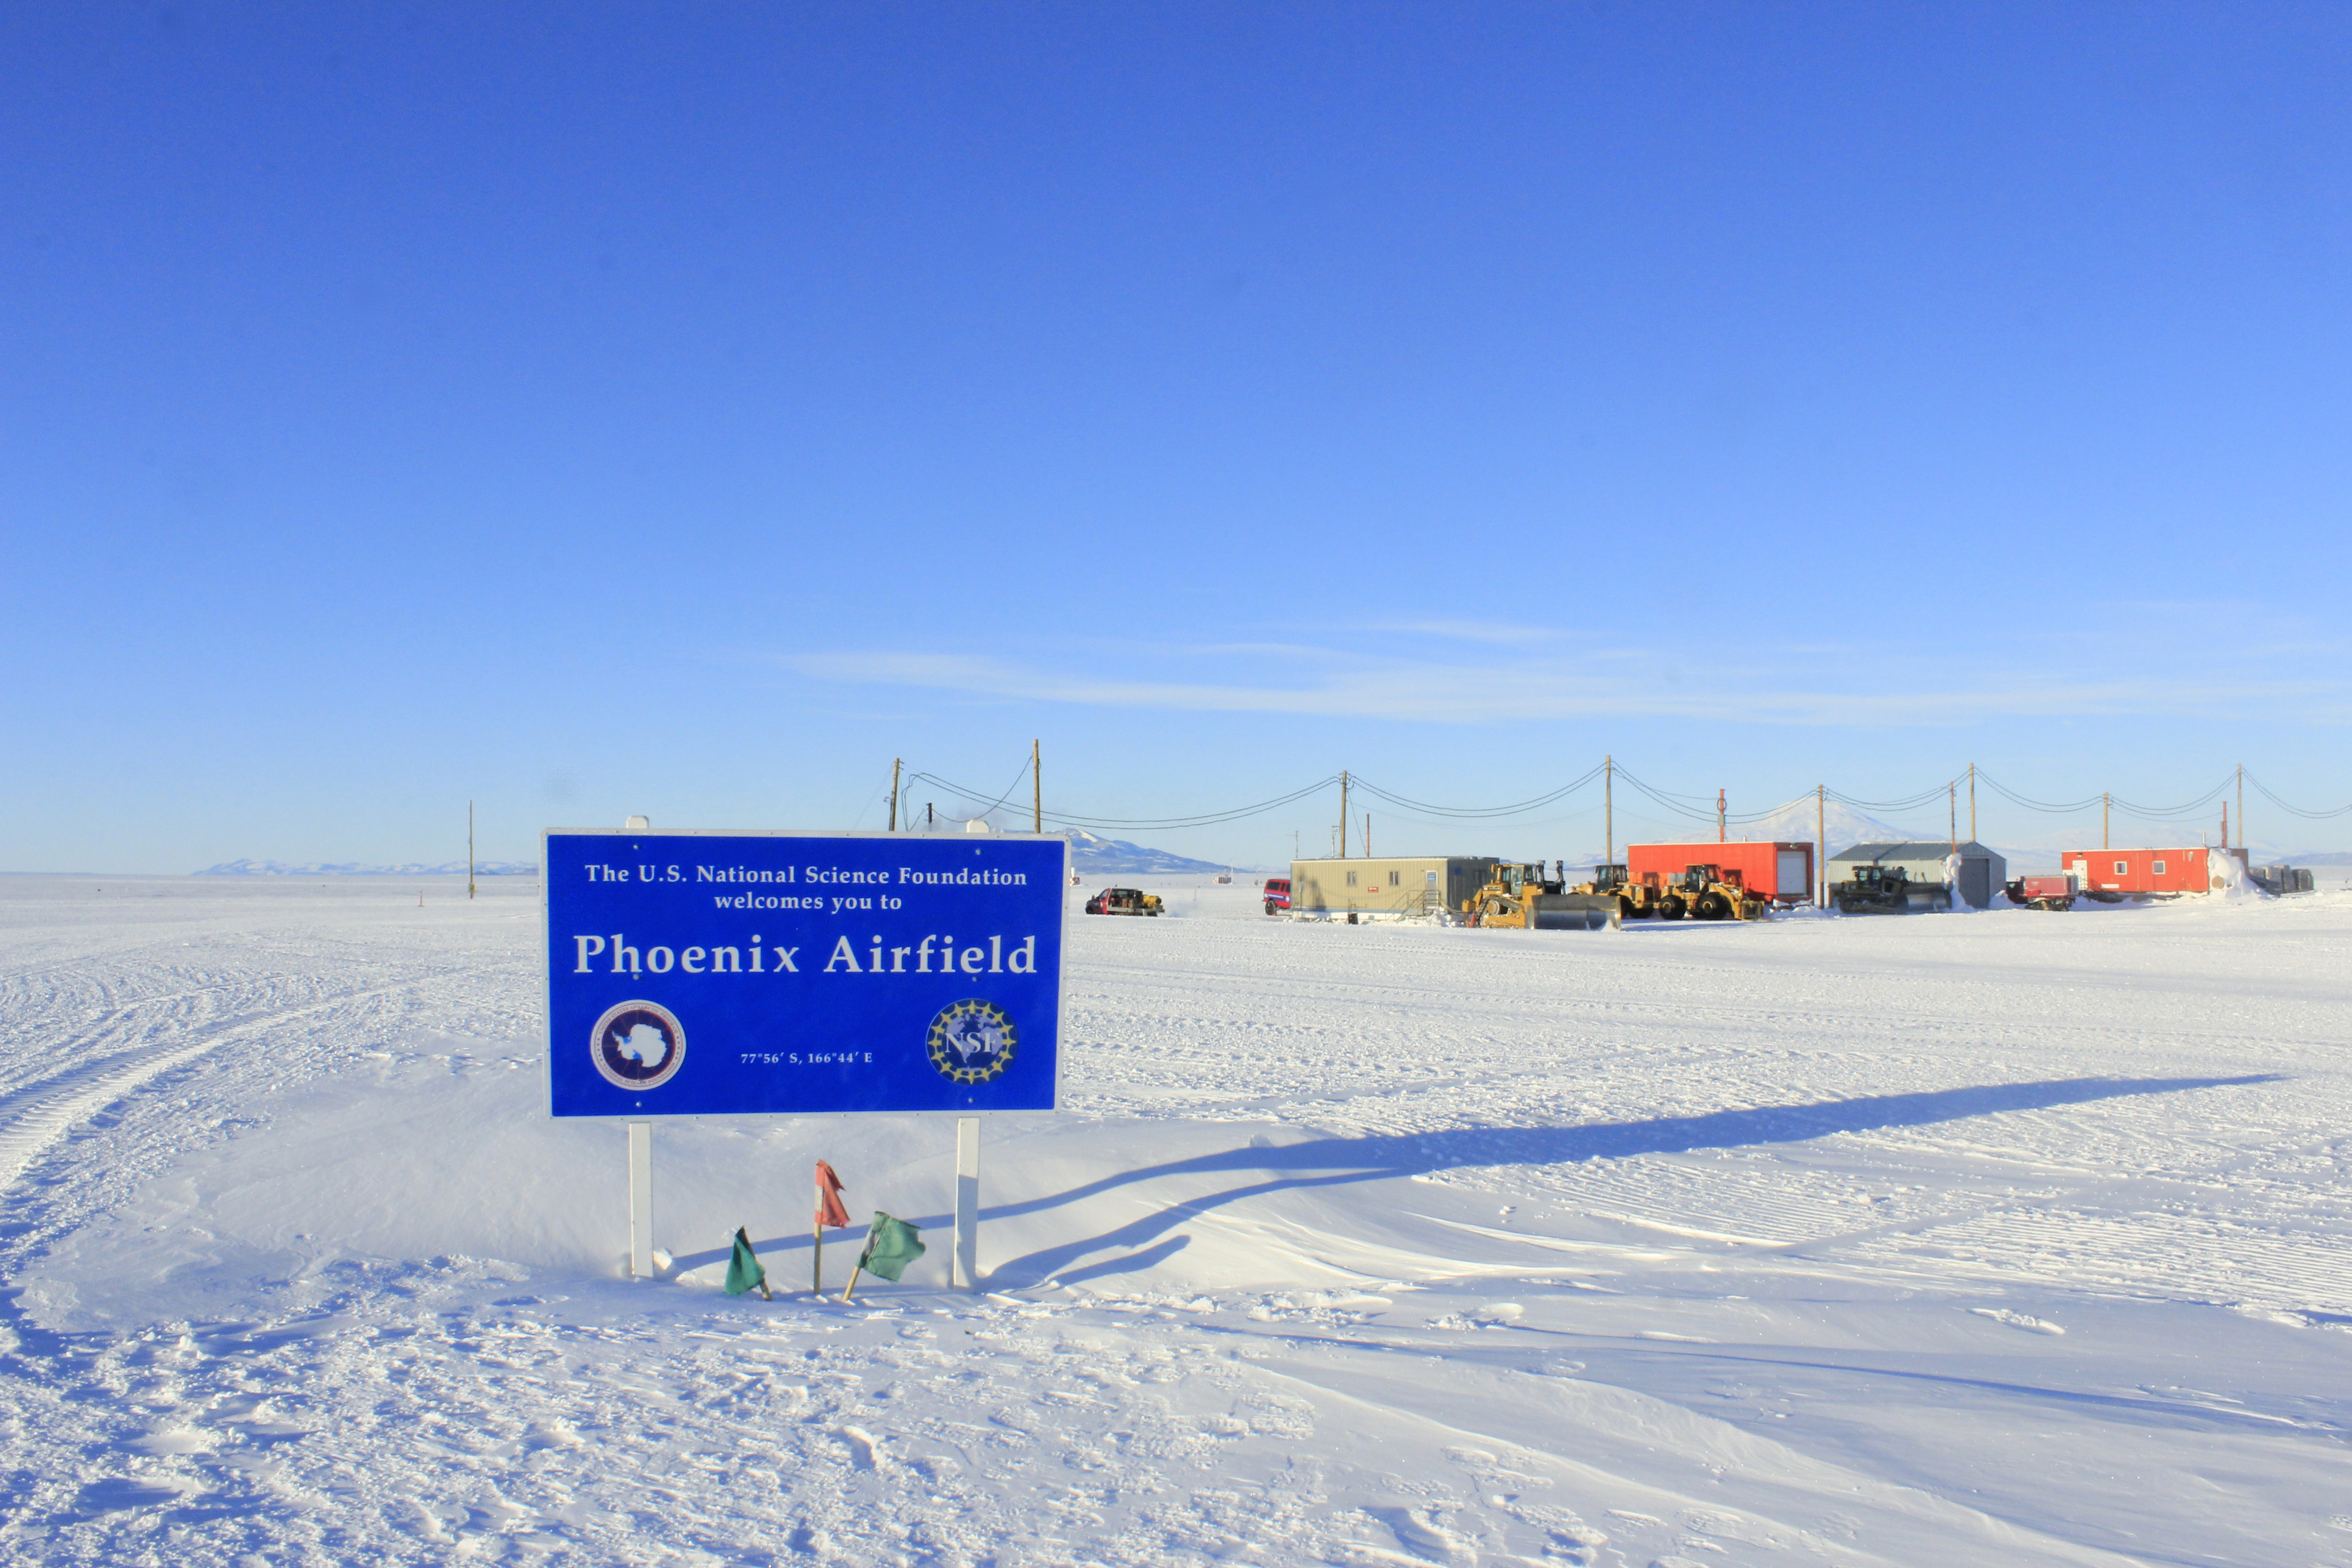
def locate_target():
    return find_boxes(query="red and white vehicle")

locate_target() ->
[2005,873,2079,911]
[1262,877,1291,916]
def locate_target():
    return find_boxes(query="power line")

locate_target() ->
[1975,772,2107,813]
[1824,779,1962,813]
[906,770,1341,830]
[2243,769,2352,820]
[896,759,2352,838]
[1348,762,1608,818]
[901,760,1031,824]
[2108,773,2234,819]
[1612,765,1808,827]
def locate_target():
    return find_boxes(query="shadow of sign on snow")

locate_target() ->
[984,1073,2282,1288]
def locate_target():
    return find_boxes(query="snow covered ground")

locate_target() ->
[0,874,2347,1566]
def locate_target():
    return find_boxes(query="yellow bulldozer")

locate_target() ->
[1463,862,1617,931]
[1572,862,1666,921]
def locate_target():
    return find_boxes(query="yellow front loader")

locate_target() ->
[1655,864,1768,922]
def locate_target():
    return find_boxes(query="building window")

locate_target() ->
[2151,859,2166,874]
[2114,860,2128,875]
[1388,870,1400,887]
[1345,871,1357,887]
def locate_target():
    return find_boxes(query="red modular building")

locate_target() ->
[2063,846,2246,894]
[1625,842,1815,903]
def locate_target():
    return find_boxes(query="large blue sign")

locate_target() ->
[543,829,1067,1118]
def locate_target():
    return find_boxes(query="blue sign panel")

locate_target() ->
[544,829,1067,1118]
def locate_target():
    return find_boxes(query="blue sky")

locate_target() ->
[6,3,2349,871]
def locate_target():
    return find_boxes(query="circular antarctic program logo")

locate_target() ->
[592,1000,686,1091]
[926,999,1018,1086]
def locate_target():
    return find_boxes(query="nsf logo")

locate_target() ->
[926,999,1018,1086]
[592,1000,686,1090]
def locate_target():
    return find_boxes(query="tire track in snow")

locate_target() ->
[0,979,426,1192]
[0,981,273,1102]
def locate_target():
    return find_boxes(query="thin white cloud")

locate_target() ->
[1366,620,1569,647]
[784,643,2351,727]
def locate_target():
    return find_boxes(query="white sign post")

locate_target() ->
[953,1117,981,1290]
[627,1121,654,1279]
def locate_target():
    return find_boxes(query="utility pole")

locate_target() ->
[1816,784,1826,908]
[2237,763,2244,855]
[1717,788,1726,843]
[1340,770,1349,857]
[1968,763,1976,845]
[2221,801,2229,850]
[1605,755,1614,869]
[1031,740,1041,835]
[888,759,901,832]
[2103,791,2109,851]
[468,800,475,901]
[1365,814,1372,858]
[927,801,935,829]
[1949,781,1957,855]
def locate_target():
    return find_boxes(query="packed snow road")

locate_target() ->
[0,874,2345,1566]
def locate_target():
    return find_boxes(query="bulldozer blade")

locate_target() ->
[1531,894,1619,931]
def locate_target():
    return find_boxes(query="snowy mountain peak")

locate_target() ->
[1061,830,1237,877]
[1723,798,1934,850]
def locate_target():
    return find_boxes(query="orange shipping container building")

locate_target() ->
[1625,842,1814,903]
[2065,846,2247,895]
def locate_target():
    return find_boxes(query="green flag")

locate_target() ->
[723,1227,770,1298]
[858,1212,926,1283]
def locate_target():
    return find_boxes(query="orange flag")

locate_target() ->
[815,1161,850,1230]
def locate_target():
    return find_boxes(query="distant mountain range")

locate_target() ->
[1063,830,1238,876]
[1528,800,1928,872]
[1709,798,1929,851]
[196,859,539,877]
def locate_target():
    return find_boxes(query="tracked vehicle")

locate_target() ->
[1833,864,1950,914]
[1463,862,1617,931]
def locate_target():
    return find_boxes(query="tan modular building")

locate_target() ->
[1289,856,1499,919]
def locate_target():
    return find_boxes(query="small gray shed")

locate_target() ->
[1828,841,2008,910]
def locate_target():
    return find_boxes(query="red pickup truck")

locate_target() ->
[1263,877,1291,916]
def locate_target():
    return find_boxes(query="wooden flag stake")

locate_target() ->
[813,1222,823,1297]
[840,1262,865,1306]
